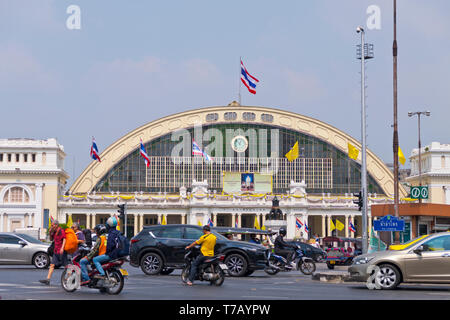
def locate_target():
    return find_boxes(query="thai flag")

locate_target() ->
[140,139,150,168]
[296,218,303,230]
[235,217,238,228]
[192,140,213,162]
[241,59,259,94]
[349,222,356,233]
[90,138,101,162]
[208,217,214,227]
[304,224,310,233]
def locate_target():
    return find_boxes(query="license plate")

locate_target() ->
[329,261,335,264]
[219,263,228,270]
[119,268,128,276]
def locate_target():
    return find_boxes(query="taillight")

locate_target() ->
[219,255,225,262]
[131,239,140,244]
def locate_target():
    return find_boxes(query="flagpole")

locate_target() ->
[238,56,242,105]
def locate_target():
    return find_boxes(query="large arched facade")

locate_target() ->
[70,104,406,198]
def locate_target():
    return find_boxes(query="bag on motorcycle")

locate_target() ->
[115,233,130,257]
[82,229,92,247]
[64,228,78,254]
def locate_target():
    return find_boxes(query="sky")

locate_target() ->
[1,0,449,188]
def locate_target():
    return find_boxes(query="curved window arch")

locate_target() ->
[3,186,30,203]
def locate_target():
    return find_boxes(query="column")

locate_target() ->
[134,214,138,236]
[261,214,266,230]
[327,215,332,237]
[0,212,3,232]
[181,214,186,225]
[35,183,43,229]
[321,215,326,237]
[231,213,236,227]
[237,213,242,228]
[157,214,161,225]
[368,214,372,235]
[345,215,349,238]
[92,213,97,229]
[213,213,217,227]
[140,214,144,231]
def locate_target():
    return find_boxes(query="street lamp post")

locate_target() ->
[408,111,431,203]
[356,26,374,254]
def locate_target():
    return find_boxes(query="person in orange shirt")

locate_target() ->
[80,224,107,283]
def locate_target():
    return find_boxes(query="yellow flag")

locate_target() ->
[67,215,73,228]
[336,220,344,231]
[261,225,266,231]
[161,215,167,225]
[399,147,406,165]
[197,220,202,226]
[254,216,260,230]
[348,143,359,160]
[330,219,336,231]
[285,141,299,162]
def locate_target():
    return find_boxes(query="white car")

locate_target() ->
[0,233,50,269]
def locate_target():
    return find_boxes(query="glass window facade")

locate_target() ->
[94,123,385,195]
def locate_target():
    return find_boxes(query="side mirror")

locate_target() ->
[18,240,27,246]
[413,245,424,255]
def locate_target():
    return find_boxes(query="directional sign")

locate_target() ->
[373,215,405,232]
[410,186,428,199]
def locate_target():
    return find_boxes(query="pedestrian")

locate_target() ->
[82,225,93,248]
[39,220,67,285]
[71,222,85,257]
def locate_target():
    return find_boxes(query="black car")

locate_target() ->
[287,241,327,262]
[129,224,268,277]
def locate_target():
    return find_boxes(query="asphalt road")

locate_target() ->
[1,263,450,300]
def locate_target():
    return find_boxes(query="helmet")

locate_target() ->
[94,224,107,235]
[106,216,118,228]
[279,227,287,236]
[202,225,211,232]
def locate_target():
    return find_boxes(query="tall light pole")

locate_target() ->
[356,26,374,254]
[408,111,431,203]
[392,0,400,243]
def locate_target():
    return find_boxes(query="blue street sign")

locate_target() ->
[373,215,405,232]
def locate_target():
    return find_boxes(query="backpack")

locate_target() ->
[64,228,78,254]
[115,233,130,257]
[83,229,92,247]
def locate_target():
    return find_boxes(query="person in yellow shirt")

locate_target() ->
[185,225,217,286]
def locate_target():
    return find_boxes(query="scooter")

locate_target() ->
[264,245,316,275]
[181,247,228,286]
[61,244,128,294]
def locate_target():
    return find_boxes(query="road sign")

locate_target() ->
[373,215,405,232]
[410,186,428,199]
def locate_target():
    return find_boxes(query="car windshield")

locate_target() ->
[15,233,44,244]
[397,235,429,250]
[211,231,228,241]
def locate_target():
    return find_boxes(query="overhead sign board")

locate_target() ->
[373,215,405,232]
[410,186,428,199]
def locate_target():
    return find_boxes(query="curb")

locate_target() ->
[311,272,352,283]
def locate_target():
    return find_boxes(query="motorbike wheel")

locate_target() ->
[211,265,225,286]
[61,268,78,293]
[298,260,316,275]
[181,266,190,284]
[105,269,124,295]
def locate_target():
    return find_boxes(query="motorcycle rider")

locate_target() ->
[79,224,107,283]
[274,227,297,268]
[92,216,121,279]
[185,225,217,286]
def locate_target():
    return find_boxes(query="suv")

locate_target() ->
[288,241,327,262]
[130,224,268,277]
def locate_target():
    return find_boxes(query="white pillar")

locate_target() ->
[231,213,236,227]
[35,183,43,231]
[181,214,186,225]
[134,214,138,236]
[213,213,217,227]
[237,214,242,228]
[327,215,332,237]
[321,215,326,237]
[0,212,3,232]
[286,213,295,239]
[345,215,349,238]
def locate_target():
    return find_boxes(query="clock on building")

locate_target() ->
[231,135,248,153]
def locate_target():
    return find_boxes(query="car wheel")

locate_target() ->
[33,252,50,269]
[375,264,401,290]
[225,254,248,277]
[140,252,164,275]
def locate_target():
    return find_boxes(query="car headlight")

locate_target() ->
[353,256,374,265]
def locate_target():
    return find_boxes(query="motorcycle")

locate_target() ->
[181,247,228,286]
[61,244,128,295]
[264,245,316,275]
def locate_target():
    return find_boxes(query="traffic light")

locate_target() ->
[117,203,126,222]
[353,191,363,211]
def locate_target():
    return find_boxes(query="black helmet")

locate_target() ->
[94,224,107,235]
[203,225,211,232]
[279,227,287,236]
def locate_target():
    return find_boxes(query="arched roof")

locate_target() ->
[70,103,407,197]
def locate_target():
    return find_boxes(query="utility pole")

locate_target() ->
[392,0,400,244]
[356,26,374,254]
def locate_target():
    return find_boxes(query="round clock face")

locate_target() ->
[231,135,248,153]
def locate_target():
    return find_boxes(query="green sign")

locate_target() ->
[410,186,428,199]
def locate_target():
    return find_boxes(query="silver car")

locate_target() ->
[348,232,450,290]
[0,233,50,269]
